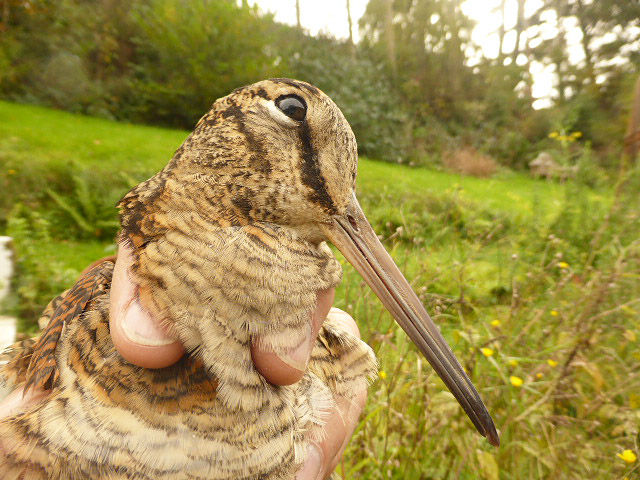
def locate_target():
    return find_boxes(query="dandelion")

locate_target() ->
[510,376,523,387]
[549,131,559,139]
[557,262,569,269]
[378,370,387,380]
[508,359,519,367]
[536,373,543,379]
[571,131,583,139]
[490,319,501,328]
[550,310,559,317]
[617,450,637,464]
[481,348,494,357]
[7,169,16,175]
[547,359,559,368]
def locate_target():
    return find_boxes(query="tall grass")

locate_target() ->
[339,166,640,479]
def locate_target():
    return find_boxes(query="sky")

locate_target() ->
[248,0,584,109]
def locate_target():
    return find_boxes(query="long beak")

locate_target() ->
[321,193,499,447]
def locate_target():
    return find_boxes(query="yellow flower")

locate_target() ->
[571,131,583,138]
[549,131,559,139]
[557,262,569,269]
[481,348,494,357]
[378,370,387,380]
[510,376,523,387]
[490,319,501,328]
[617,449,637,464]
[550,310,559,317]
[547,359,559,368]
[7,169,16,175]
[508,359,519,367]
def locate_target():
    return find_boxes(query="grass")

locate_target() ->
[0,100,188,174]
[1,99,577,220]
[1,100,639,479]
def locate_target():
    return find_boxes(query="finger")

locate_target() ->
[251,288,334,386]
[297,391,366,480]
[296,312,367,479]
[109,243,185,369]
[326,389,367,474]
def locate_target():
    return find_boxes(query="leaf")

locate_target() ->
[45,188,93,233]
[476,450,499,480]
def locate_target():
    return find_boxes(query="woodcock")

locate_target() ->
[0,78,498,479]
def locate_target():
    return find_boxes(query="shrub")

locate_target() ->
[444,147,498,177]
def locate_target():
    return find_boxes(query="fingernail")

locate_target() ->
[120,300,176,347]
[276,323,312,372]
[296,444,323,480]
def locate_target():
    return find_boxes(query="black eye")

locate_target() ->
[275,95,307,122]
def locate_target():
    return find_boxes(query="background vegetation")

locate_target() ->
[1,0,639,479]
[1,0,638,167]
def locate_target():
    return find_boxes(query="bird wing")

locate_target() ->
[14,259,115,394]
[0,289,69,394]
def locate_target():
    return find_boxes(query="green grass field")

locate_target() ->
[1,100,638,479]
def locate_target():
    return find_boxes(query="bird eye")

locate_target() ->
[275,95,307,122]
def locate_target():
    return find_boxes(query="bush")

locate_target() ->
[444,147,498,177]
[281,34,409,162]
[123,0,282,127]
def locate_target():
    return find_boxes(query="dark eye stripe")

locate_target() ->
[275,95,307,122]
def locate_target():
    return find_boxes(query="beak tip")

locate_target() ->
[485,426,500,447]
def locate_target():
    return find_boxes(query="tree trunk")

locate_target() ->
[446,1,463,97]
[511,0,525,63]
[295,0,301,29]
[575,0,597,86]
[2,0,9,27]
[346,0,354,47]
[384,0,397,77]
[624,75,640,160]
[346,0,355,57]
[555,58,566,104]
[498,0,506,61]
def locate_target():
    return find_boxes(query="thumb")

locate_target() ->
[251,288,334,386]
[109,243,185,369]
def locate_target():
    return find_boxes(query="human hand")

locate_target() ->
[109,243,366,479]
[0,244,367,480]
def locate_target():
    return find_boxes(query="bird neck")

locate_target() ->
[121,203,342,410]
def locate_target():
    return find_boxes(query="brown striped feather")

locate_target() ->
[0,79,377,479]
[24,259,114,393]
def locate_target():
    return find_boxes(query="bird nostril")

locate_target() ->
[347,214,358,232]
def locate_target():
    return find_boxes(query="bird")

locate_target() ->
[0,78,498,479]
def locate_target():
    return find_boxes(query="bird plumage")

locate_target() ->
[0,77,498,479]
[0,79,378,479]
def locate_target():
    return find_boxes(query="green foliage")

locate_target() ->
[6,206,78,331]
[282,34,409,162]
[341,165,638,480]
[1,0,637,170]
[123,0,281,127]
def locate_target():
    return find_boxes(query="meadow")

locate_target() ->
[1,100,639,479]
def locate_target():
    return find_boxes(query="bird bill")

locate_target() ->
[322,193,499,447]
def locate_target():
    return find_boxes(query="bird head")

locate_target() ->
[133,78,357,241]
[118,78,498,446]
